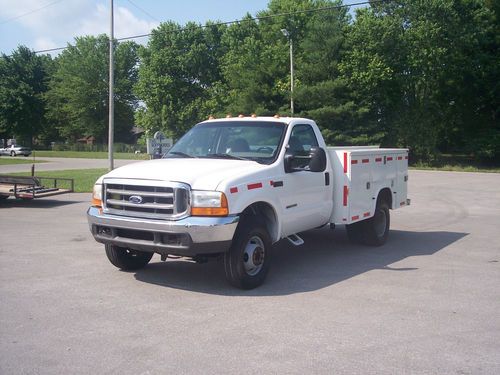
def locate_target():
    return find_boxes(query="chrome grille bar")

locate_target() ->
[106,188,173,198]
[106,199,174,210]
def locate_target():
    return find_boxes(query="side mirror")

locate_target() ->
[284,153,295,173]
[309,147,327,172]
[284,147,327,173]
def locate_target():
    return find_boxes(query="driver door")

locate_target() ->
[279,124,332,236]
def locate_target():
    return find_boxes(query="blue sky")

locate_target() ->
[0,0,366,55]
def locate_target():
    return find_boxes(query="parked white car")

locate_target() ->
[0,145,31,157]
[87,116,410,289]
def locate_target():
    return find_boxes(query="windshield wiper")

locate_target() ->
[205,153,247,160]
[166,151,195,158]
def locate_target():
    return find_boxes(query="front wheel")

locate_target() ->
[224,217,271,289]
[105,244,153,271]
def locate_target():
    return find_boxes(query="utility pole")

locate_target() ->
[108,0,115,170]
[281,29,294,116]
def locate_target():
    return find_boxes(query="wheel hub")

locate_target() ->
[243,236,265,276]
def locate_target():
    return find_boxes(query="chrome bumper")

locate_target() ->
[87,206,239,256]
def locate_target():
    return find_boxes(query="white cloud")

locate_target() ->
[33,36,59,51]
[79,4,158,40]
[0,0,158,52]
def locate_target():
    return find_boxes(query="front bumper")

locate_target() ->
[87,206,239,256]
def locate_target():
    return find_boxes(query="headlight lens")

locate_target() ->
[191,191,228,216]
[92,183,103,207]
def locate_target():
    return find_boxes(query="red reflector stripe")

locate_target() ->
[363,212,370,217]
[398,156,403,160]
[387,157,393,161]
[352,215,359,221]
[247,183,262,190]
[230,187,238,194]
[343,152,348,174]
[375,157,382,162]
[362,159,369,163]
[343,185,348,206]
[351,160,358,164]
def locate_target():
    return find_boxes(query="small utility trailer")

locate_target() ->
[0,175,74,200]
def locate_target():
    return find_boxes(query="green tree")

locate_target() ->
[135,21,227,138]
[0,46,52,146]
[341,0,499,160]
[46,35,139,143]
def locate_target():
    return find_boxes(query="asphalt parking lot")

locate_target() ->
[1,170,499,374]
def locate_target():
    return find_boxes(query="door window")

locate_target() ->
[289,125,318,154]
[287,124,319,169]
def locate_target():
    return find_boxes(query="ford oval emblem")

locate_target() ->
[129,195,143,204]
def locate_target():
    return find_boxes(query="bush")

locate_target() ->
[50,142,146,153]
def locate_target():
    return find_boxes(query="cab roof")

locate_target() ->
[198,116,314,126]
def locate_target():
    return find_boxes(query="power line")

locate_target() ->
[4,0,387,56]
[0,0,66,26]
[124,0,160,23]
[115,0,387,42]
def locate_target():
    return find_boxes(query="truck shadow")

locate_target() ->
[133,228,468,296]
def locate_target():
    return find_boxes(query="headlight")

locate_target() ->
[92,183,103,207]
[191,191,228,216]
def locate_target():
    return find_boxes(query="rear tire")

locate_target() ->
[361,201,390,246]
[10,151,16,157]
[105,244,153,271]
[224,217,271,289]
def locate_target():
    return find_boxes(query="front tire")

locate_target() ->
[224,217,271,289]
[105,244,153,271]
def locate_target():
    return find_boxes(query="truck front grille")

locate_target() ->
[103,180,189,220]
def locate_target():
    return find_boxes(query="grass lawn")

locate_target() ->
[0,158,47,165]
[410,164,500,173]
[33,151,148,160]
[10,168,107,193]
[410,154,500,173]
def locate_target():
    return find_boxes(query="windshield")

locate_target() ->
[165,121,286,164]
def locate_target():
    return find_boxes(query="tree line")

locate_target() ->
[0,0,498,162]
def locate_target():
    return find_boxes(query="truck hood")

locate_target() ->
[102,158,263,190]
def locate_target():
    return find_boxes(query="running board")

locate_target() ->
[286,234,304,246]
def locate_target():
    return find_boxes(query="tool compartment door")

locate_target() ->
[348,153,373,221]
[395,153,409,207]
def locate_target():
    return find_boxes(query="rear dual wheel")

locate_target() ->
[346,200,390,246]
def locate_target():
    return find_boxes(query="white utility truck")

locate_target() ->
[87,116,409,289]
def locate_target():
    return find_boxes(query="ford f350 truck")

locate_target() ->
[87,116,409,289]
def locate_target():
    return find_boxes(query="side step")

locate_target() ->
[286,234,304,246]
